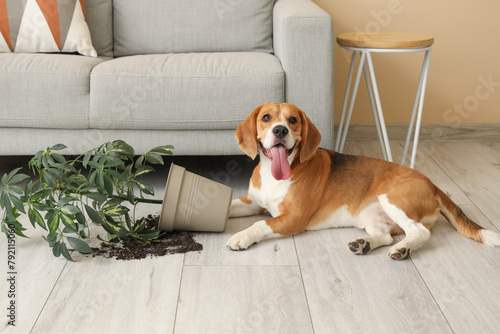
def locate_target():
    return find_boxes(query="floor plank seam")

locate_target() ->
[171,254,186,334]
[466,202,500,233]
[29,259,69,334]
[426,146,500,233]
[408,257,456,334]
[183,264,301,267]
[293,236,316,334]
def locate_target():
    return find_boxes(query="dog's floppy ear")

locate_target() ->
[298,108,322,163]
[235,105,262,159]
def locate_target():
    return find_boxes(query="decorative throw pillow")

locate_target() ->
[0,0,97,57]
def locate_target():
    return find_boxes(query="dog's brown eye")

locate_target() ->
[262,114,271,122]
[289,116,297,124]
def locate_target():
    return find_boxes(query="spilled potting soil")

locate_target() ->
[90,215,203,260]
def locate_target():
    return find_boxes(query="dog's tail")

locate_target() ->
[436,187,500,246]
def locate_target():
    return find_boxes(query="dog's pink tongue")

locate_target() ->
[271,145,291,180]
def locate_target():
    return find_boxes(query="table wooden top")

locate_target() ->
[337,32,434,49]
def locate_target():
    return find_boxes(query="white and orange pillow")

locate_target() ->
[0,0,96,56]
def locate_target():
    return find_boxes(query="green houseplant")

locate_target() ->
[0,140,173,261]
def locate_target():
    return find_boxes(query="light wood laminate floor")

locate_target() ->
[1,140,500,334]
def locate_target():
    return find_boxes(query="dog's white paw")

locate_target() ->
[226,230,255,251]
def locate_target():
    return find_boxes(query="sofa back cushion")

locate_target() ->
[113,0,274,57]
[85,0,113,57]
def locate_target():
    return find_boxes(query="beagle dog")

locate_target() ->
[226,103,500,259]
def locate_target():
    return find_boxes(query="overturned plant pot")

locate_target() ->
[159,164,233,232]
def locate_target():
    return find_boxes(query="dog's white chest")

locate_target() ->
[248,160,292,217]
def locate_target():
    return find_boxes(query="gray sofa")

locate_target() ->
[0,0,333,156]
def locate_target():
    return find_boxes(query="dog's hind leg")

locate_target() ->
[378,194,436,260]
[348,220,394,255]
[348,228,394,255]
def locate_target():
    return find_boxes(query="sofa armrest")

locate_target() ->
[273,0,334,149]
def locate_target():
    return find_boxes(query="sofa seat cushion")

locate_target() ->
[0,53,108,129]
[90,52,284,131]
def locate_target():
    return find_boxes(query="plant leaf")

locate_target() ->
[1,172,7,186]
[51,153,66,164]
[125,212,132,230]
[105,169,126,182]
[9,195,25,214]
[102,198,122,210]
[144,152,164,165]
[42,170,58,188]
[104,157,125,169]
[83,151,92,168]
[86,193,108,202]
[60,205,81,216]
[103,174,113,196]
[29,207,47,230]
[60,242,74,261]
[45,168,66,183]
[137,229,162,240]
[135,180,154,196]
[46,155,55,167]
[45,233,57,247]
[6,167,23,182]
[41,155,49,169]
[134,155,145,169]
[88,160,101,170]
[8,224,29,238]
[51,163,76,173]
[75,212,86,226]
[133,218,146,233]
[66,236,93,254]
[89,170,97,184]
[95,173,105,193]
[10,185,24,195]
[135,165,154,177]
[127,185,135,205]
[48,212,59,234]
[28,207,37,228]
[109,147,134,159]
[31,188,52,202]
[149,145,174,155]
[57,196,74,208]
[103,205,130,216]
[52,241,62,257]
[32,202,53,211]
[50,144,67,151]
[33,151,43,169]
[1,192,11,213]
[84,204,104,225]
[102,216,128,238]
[9,173,30,184]
[60,213,78,232]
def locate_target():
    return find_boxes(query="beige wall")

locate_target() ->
[313,0,500,125]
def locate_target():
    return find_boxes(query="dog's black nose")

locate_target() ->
[273,125,289,139]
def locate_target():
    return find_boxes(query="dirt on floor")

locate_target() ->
[90,215,203,260]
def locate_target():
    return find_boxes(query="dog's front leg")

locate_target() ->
[227,215,306,250]
[227,220,276,250]
[229,196,263,218]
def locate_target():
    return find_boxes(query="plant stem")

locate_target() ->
[110,195,163,205]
